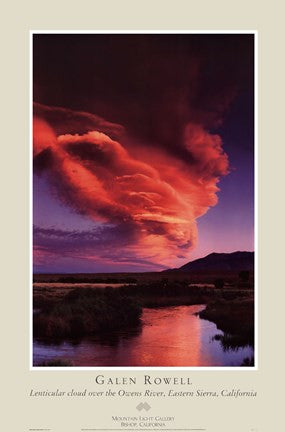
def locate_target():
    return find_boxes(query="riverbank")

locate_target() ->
[33,282,254,352]
[33,287,142,339]
[34,304,254,367]
[198,296,254,349]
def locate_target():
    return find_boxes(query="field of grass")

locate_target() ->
[33,287,142,339]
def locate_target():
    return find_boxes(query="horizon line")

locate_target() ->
[33,249,254,275]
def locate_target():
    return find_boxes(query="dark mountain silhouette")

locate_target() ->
[168,251,254,273]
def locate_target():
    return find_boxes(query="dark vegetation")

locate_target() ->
[200,296,254,349]
[214,278,225,289]
[33,275,254,354]
[33,287,142,339]
[115,280,252,309]
[33,275,138,283]
[33,252,255,359]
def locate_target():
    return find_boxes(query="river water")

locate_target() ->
[33,305,253,367]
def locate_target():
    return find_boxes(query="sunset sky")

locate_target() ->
[33,34,254,273]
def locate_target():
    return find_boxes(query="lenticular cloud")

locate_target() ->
[33,104,229,268]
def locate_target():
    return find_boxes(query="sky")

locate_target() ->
[33,34,254,273]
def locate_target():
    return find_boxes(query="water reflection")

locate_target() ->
[34,305,253,367]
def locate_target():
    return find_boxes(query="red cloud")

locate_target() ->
[33,106,229,268]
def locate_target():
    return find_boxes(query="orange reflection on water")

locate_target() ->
[128,305,205,366]
[34,304,254,366]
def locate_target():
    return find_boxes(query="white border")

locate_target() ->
[30,30,258,371]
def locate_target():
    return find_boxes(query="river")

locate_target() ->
[33,305,253,367]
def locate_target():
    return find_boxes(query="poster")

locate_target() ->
[1,1,284,431]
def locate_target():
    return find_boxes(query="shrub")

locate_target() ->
[239,271,250,282]
[33,287,142,340]
[214,279,225,289]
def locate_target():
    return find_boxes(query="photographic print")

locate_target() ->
[32,33,255,367]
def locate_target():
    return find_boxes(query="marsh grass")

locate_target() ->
[33,287,142,339]
[199,297,254,348]
[33,280,254,351]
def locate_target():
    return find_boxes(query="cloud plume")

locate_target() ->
[33,104,229,269]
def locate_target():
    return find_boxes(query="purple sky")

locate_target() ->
[33,34,254,273]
